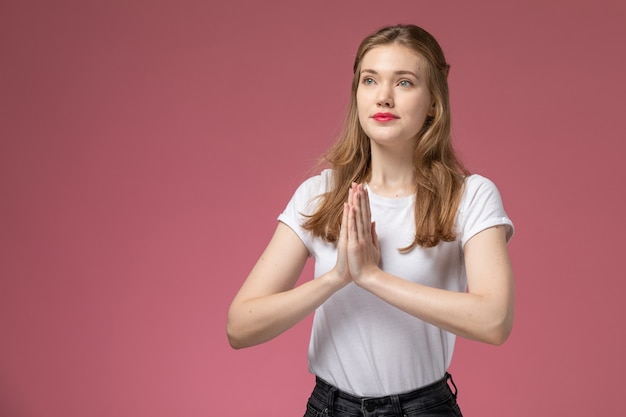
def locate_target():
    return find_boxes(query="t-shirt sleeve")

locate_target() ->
[458,175,514,248]
[277,172,328,253]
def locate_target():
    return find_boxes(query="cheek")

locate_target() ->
[355,91,368,118]
[355,97,369,132]
[355,89,364,107]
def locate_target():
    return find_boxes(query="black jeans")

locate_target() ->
[303,373,463,417]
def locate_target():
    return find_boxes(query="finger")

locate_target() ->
[348,185,354,207]
[347,201,359,242]
[371,221,379,248]
[353,190,365,241]
[357,186,371,241]
[339,203,349,246]
[353,182,361,206]
[358,184,371,228]
[362,184,372,222]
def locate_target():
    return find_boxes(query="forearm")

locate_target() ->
[227,271,344,349]
[348,203,514,345]
[358,270,514,345]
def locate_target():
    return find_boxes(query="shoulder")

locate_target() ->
[459,174,503,209]
[284,169,333,214]
[458,174,514,244]
[293,169,333,198]
[463,174,499,193]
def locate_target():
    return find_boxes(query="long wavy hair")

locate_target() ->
[303,24,469,250]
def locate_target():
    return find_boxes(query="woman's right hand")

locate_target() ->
[227,187,356,349]
[330,199,353,288]
[227,220,349,349]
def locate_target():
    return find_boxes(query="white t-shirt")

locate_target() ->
[278,169,514,397]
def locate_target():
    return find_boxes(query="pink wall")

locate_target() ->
[1,1,625,416]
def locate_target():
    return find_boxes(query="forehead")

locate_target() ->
[360,44,426,74]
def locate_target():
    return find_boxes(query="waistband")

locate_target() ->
[312,373,458,414]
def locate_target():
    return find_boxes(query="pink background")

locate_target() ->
[1,0,625,416]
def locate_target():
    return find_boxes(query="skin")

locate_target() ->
[357,44,434,154]
[227,44,514,349]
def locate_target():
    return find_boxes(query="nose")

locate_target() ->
[376,85,394,108]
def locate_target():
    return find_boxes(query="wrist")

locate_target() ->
[353,266,381,289]
[322,268,351,291]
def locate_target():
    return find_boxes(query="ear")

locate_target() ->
[427,101,436,117]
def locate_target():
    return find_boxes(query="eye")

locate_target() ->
[362,77,375,85]
[398,79,414,87]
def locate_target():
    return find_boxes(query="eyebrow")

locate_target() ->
[360,69,419,78]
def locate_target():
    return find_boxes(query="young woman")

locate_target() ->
[227,24,514,417]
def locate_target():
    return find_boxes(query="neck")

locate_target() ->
[367,143,416,197]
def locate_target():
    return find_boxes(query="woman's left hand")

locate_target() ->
[346,183,381,284]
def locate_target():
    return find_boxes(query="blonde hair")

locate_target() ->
[303,24,468,249]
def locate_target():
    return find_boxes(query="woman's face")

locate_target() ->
[356,43,434,150]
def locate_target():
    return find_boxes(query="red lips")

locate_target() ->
[372,112,399,122]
